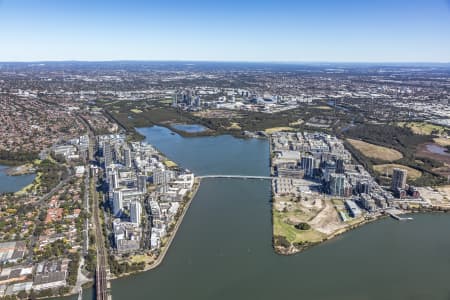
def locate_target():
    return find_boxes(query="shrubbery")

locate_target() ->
[295,222,311,230]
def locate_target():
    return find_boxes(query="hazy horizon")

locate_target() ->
[1,0,449,62]
[0,59,449,65]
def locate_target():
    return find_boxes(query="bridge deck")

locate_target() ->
[197,175,274,180]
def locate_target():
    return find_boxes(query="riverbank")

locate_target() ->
[145,178,201,271]
[273,203,450,256]
[273,207,385,255]
[0,159,26,167]
[109,178,201,280]
[5,163,35,176]
[137,121,263,140]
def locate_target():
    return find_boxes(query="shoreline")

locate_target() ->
[4,163,35,176]
[273,212,385,255]
[273,207,450,256]
[0,159,30,167]
[109,177,202,280]
[144,177,202,271]
[134,122,267,142]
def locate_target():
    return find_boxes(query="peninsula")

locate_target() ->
[270,131,450,255]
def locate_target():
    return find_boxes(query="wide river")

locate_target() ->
[66,126,450,300]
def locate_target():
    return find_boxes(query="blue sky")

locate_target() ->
[0,0,449,62]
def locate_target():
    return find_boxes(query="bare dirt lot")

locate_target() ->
[273,194,349,244]
[417,186,450,208]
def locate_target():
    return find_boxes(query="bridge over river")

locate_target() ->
[196,175,274,180]
[196,175,321,189]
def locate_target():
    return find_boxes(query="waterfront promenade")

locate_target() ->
[144,179,201,271]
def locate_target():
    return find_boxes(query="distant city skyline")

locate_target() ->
[1,0,449,62]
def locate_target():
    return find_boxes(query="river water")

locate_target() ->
[65,126,450,300]
[0,164,35,194]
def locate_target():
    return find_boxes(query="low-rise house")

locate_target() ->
[38,233,66,249]
[45,208,64,224]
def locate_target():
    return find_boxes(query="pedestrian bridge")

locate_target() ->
[196,175,321,188]
[197,175,274,180]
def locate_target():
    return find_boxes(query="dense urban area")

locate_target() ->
[0,61,449,299]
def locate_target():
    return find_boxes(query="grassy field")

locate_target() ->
[273,210,325,243]
[130,254,154,265]
[227,122,242,130]
[264,126,295,134]
[312,106,332,110]
[347,138,403,161]
[289,119,304,126]
[373,164,422,180]
[158,99,173,104]
[397,122,447,135]
[163,160,178,168]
